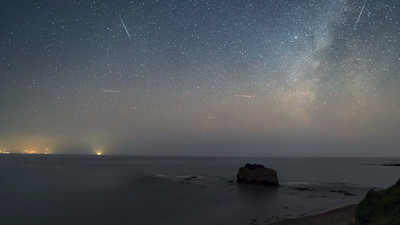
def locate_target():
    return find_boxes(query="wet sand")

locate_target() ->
[272,204,357,225]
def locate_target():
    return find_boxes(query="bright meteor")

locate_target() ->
[354,1,367,29]
[235,94,256,99]
[101,90,122,93]
[119,15,131,40]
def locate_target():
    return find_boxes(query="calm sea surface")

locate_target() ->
[0,155,399,225]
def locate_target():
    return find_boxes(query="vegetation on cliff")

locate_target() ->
[354,179,400,225]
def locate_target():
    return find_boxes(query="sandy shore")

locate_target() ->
[272,204,357,225]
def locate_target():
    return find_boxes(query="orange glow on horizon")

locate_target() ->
[23,148,52,155]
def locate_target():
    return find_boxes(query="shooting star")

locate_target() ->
[119,15,131,40]
[203,115,218,132]
[101,90,122,93]
[235,94,256,99]
[12,80,20,87]
[207,116,218,119]
[354,1,367,29]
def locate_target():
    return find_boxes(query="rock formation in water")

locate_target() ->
[236,163,279,186]
[382,163,400,167]
[354,178,400,225]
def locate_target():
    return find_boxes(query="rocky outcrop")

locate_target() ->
[382,163,400,167]
[354,179,400,225]
[236,163,279,186]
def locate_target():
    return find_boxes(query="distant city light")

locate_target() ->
[0,148,53,155]
[23,148,52,154]
[0,150,11,154]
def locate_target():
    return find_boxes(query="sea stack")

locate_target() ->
[237,163,279,186]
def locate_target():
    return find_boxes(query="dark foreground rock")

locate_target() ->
[354,178,400,225]
[330,190,355,196]
[237,163,279,186]
[382,163,400,167]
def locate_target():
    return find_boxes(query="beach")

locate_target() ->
[272,204,357,225]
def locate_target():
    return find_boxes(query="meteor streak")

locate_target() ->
[119,15,131,40]
[235,94,256,99]
[203,115,218,132]
[354,1,367,29]
[101,90,122,93]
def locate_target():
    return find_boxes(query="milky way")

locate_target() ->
[0,0,399,156]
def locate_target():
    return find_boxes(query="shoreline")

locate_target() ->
[271,204,358,225]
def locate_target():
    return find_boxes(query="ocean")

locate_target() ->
[0,155,399,225]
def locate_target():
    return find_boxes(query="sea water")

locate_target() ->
[0,155,399,225]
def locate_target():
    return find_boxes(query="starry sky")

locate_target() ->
[0,0,399,156]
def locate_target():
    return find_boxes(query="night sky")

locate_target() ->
[1,0,399,156]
